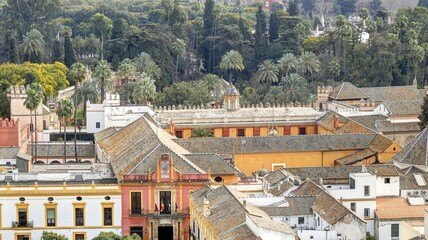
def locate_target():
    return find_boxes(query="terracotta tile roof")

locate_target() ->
[329,82,368,100]
[335,149,376,165]
[264,168,287,185]
[292,180,365,225]
[175,133,388,154]
[359,86,425,102]
[97,115,205,177]
[392,128,428,166]
[184,153,238,175]
[94,127,117,142]
[190,185,295,239]
[348,115,387,132]
[375,120,421,133]
[259,196,315,216]
[364,164,400,176]
[375,197,426,220]
[266,180,295,196]
[382,100,423,116]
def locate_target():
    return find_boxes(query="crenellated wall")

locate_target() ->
[0,118,26,147]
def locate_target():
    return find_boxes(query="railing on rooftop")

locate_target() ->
[122,174,209,183]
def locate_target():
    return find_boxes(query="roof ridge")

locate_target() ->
[397,128,427,164]
[128,143,161,174]
[359,85,415,90]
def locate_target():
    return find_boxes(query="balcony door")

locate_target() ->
[160,191,171,214]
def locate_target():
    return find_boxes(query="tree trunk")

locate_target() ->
[63,118,67,163]
[175,55,179,82]
[100,33,104,60]
[125,78,129,104]
[30,110,33,163]
[83,99,87,122]
[101,76,105,103]
[34,109,38,163]
[74,83,78,162]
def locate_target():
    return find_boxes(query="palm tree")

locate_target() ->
[172,38,186,81]
[191,127,213,137]
[68,62,87,162]
[77,80,97,121]
[219,50,245,83]
[202,74,222,100]
[254,60,279,84]
[131,74,156,105]
[286,73,307,107]
[264,86,285,104]
[278,53,299,80]
[328,61,341,84]
[24,83,43,162]
[118,58,137,104]
[56,99,74,163]
[298,51,321,79]
[133,52,161,80]
[93,60,112,102]
[20,29,45,62]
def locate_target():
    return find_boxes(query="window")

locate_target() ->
[350,202,356,212]
[350,178,355,189]
[298,217,305,224]
[175,131,183,138]
[385,178,391,184]
[96,122,100,128]
[391,223,399,237]
[237,129,245,137]
[317,216,320,226]
[160,191,172,214]
[15,234,31,240]
[364,186,370,196]
[364,208,370,218]
[131,192,142,215]
[130,227,143,238]
[73,233,86,240]
[103,206,113,226]
[47,208,56,226]
[299,127,306,135]
[73,203,86,227]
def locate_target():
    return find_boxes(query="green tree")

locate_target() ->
[76,80,97,121]
[202,74,223,100]
[370,0,383,16]
[155,82,210,106]
[118,58,137,104]
[255,5,268,62]
[64,31,77,68]
[201,0,216,71]
[269,12,279,44]
[172,38,186,81]
[91,13,113,60]
[4,31,19,63]
[93,60,113,102]
[133,52,161,80]
[264,86,285,104]
[52,39,63,63]
[328,61,341,84]
[56,99,73,163]
[419,96,428,129]
[24,83,43,162]
[68,62,87,162]
[131,74,156,105]
[336,0,357,16]
[278,53,299,81]
[286,73,307,106]
[219,50,245,83]
[298,51,321,79]
[191,127,213,137]
[418,0,428,8]
[301,0,316,14]
[288,0,299,16]
[92,231,122,240]
[20,29,45,63]
[41,231,68,240]
[254,60,279,84]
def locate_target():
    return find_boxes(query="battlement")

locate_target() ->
[0,118,19,128]
[317,86,333,94]
[8,85,27,96]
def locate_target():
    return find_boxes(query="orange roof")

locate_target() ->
[375,197,426,219]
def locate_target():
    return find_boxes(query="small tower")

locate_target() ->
[223,84,240,111]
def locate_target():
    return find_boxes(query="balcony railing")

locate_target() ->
[129,208,145,216]
[12,220,33,228]
[128,208,190,217]
[122,174,209,183]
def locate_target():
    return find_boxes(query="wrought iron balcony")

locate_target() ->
[12,220,33,228]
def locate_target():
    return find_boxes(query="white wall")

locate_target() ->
[272,215,315,230]
[376,176,400,197]
[87,103,105,133]
[297,229,338,240]
[0,194,121,240]
[246,215,295,240]
[332,214,366,240]
[377,220,401,240]
[328,173,376,200]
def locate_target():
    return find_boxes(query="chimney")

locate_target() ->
[243,200,246,208]
[333,114,339,129]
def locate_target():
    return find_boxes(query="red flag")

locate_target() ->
[154,203,158,212]
[161,202,165,212]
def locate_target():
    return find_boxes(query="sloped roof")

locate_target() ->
[190,185,294,239]
[348,115,387,132]
[264,168,287,185]
[285,166,362,181]
[359,86,425,102]
[400,174,428,190]
[0,147,20,159]
[375,120,420,133]
[382,100,423,116]
[35,143,95,157]
[175,133,390,154]
[329,82,368,100]
[335,149,376,165]
[266,180,294,196]
[364,164,400,176]
[291,180,365,225]
[260,196,315,216]
[94,127,117,142]
[392,128,428,166]
[316,111,376,134]
[184,153,238,175]
[375,197,426,220]
[97,115,205,177]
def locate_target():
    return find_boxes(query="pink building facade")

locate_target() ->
[121,154,208,240]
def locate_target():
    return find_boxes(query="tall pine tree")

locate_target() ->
[269,12,279,43]
[64,31,77,68]
[201,0,215,72]
[52,39,63,63]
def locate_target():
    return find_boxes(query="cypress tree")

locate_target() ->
[288,0,299,16]
[9,36,19,63]
[64,32,77,68]
[255,5,268,63]
[201,0,215,72]
[52,39,63,63]
[419,96,428,129]
[3,31,11,62]
[269,12,279,43]
[239,16,249,41]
